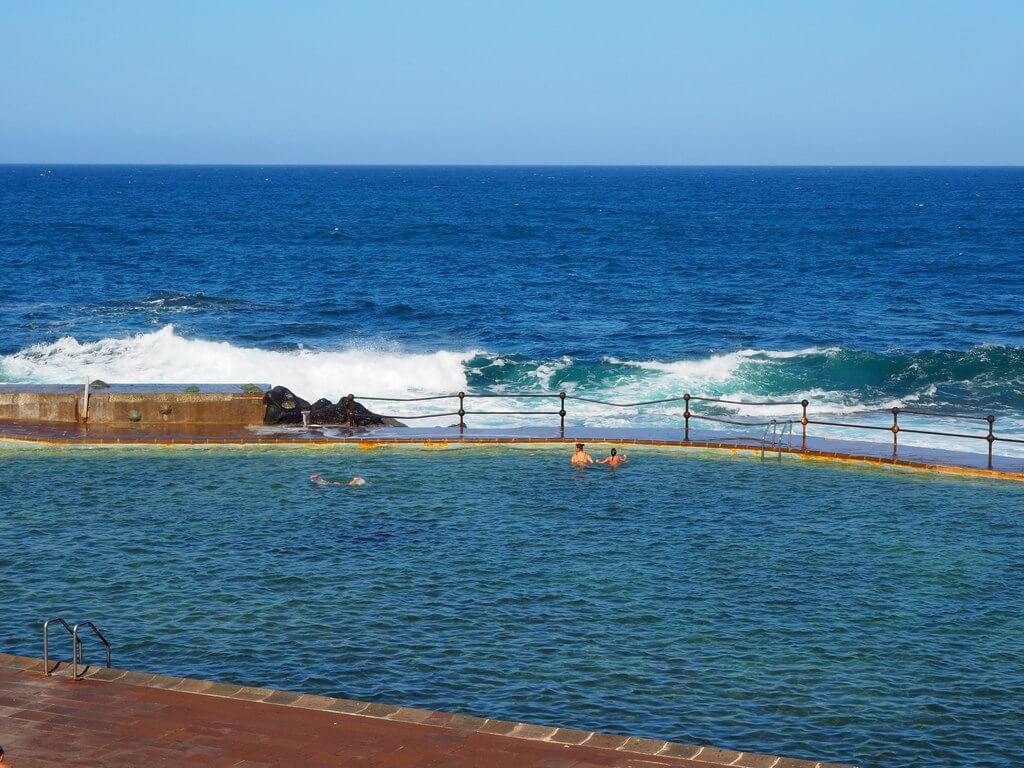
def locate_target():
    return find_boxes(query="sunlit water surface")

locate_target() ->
[1,445,1021,768]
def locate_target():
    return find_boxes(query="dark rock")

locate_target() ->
[90,379,110,389]
[337,395,405,428]
[309,398,344,424]
[262,387,404,428]
[263,385,311,425]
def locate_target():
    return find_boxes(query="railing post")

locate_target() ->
[987,415,995,469]
[801,399,808,450]
[345,394,355,427]
[891,407,900,459]
[558,392,566,438]
[683,393,691,441]
[458,392,466,432]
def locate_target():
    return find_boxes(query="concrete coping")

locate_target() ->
[2,428,1021,483]
[0,652,856,768]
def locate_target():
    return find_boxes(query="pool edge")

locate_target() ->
[0,652,856,768]
[2,431,1022,484]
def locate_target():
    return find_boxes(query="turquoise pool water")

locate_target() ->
[1,445,1021,767]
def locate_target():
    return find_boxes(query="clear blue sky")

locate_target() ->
[2,0,1022,164]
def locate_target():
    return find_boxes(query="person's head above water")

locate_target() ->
[610,448,617,456]
[575,443,584,450]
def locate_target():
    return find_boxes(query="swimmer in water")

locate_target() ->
[571,443,594,466]
[596,448,628,467]
[311,474,366,487]
[310,474,341,486]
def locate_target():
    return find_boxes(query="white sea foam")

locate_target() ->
[603,351,748,381]
[0,325,474,400]
[3,327,1020,455]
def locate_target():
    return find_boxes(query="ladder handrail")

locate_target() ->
[761,419,795,461]
[72,621,111,679]
[43,617,80,676]
[761,420,778,459]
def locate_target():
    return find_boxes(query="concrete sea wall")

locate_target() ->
[0,391,80,422]
[0,386,265,426]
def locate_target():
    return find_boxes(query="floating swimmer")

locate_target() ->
[310,474,366,487]
[310,473,341,486]
[596,448,628,467]
[570,443,594,466]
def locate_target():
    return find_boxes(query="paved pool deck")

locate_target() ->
[0,654,853,768]
[2,420,1022,482]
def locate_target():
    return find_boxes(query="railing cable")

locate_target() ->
[332,389,1008,471]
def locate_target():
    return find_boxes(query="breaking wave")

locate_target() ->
[0,325,473,399]
[3,326,1024,451]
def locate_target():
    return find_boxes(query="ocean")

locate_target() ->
[2,165,1024,447]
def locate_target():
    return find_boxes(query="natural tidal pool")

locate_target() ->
[1,444,1022,768]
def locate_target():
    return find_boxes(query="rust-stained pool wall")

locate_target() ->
[0,387,265,426]
[0,392,81,423]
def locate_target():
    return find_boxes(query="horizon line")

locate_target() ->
[2,162,1024,169]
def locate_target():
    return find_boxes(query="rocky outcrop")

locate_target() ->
[263,386,404,427]
[263,386,311,425]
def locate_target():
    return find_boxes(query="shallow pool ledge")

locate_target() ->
[2,420,1023,483]
[0,652,856,768]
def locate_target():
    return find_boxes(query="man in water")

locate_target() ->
[571,443,594,466]
[348,476,366,487]
[596,447,628,467]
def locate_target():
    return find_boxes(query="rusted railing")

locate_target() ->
[349,392,1009,469]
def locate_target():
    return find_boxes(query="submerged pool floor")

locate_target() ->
[1,446,1022,768]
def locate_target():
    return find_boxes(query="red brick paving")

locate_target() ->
[0,665,740,768]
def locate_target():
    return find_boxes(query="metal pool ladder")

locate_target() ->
[760,419,794,461]
[43,617,111,679]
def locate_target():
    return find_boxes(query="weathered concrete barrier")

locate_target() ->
[0,385,265,426]
[0,391,80,422]
[86,391,265,425]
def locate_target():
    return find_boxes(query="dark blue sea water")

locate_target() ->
[2,165,1023,397]
[3,165,1024,350]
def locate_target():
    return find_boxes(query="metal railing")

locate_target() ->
[43,617,111,679]
[43,617,77,676]
[807,406,1013,469]
[338,391,1013,469]
[73,621,111,679]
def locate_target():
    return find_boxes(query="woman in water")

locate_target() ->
[571,444,594,466]
[596,448,628,467]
